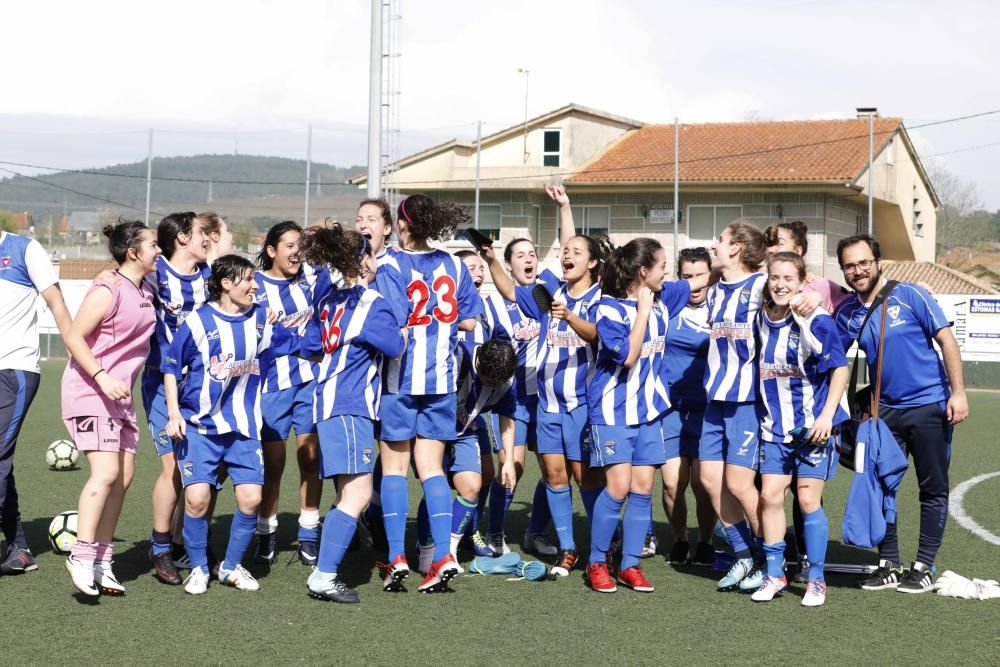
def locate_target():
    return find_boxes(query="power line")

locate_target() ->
[0,166,164,218]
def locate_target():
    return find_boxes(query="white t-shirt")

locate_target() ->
[0,231,59,373]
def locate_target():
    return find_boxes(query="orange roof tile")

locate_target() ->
[568,117,902,184]
[881,261,998,295]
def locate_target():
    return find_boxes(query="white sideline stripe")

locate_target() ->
[949,470,1000,546]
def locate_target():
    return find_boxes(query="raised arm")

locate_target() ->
[478,244,516,302]
[544,185,577,247]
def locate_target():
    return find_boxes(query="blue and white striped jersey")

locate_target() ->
[704,272,766,403]
[374,249,410,328]
[588,281,691,426]
[162,302,296,439]
[254,264,326,392]
[458,293,498,346]
[302,284,405,422]
[148,255,211,369]
[757,309,849,443]
[454,339,516,436]
[515,269,600,414]
[484,292,541,406]
[659,302,711,410]
[383,249,484,395]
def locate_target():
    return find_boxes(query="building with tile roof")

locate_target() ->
[881,260,998,296]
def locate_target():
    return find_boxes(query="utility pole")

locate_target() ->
[474,120,482,229]
[366,0,383,197]
[673,117,680,273]
[144,128,153,225]
[518,68,530,163]
[857,107,877,236]
[304,125,313,226]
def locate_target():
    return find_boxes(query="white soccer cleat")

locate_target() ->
[65,556,98,597]
[184,566,210,595]
[801,580,827,607]
[751,575,788,602]
[218,563,260,591]
[418,543,435,575]
[94,561,125,596]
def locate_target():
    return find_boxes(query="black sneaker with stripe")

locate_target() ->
[860,559,904,590]
[897,562,934,593]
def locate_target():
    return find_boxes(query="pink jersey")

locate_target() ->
[803,276,850,314]
[61,275,156,421]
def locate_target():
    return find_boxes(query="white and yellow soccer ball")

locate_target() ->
[48,511,79,554]
[46,439,79,471]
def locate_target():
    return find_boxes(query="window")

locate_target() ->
[455,204,502,242]
[571,205,610,238]
[543,129,560,167]
[686,205,742,245]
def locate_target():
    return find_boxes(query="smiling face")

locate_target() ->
[225,267,258,310]
[181,222,210,263]
[461,254,485,290]
[839,240,882,298]
[355,203,392,254]
[767,259,804,308]
[639,248,667,293]
[561,236,597,284]
[506,239,537,286]
[268,229,302,278]
[132,228,161,273]
[680,258,711,305]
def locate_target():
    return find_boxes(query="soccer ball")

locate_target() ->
[48,511,79,554]
[46,439,79,471]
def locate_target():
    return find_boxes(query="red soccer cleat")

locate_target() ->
[418,554,459,593]
[617,566,654,593]
[587,562,617,593]
[377,554,410,592]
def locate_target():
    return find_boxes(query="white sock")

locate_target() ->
[298,508,321,530]
[257,514,278,536]
[450,533,462,558]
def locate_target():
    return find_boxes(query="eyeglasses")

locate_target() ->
[841,258,876,274]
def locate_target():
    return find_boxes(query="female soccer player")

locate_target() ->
[767,220,849,314]
[377,194,483,593]
[297,224,405,603]
[253,221,325,566]
[162,255,298,595]
[197,212,235,263]
[481,185,604,578]
[62,220,159,596]
[141,211,211,585]
[751,252,848,607]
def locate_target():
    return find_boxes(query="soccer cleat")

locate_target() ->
[523,531,558,558]
[94,561,125,596]
[254,532,278,565]
[418,554,459,593]
[418,543,435,575]
[587,562,617,593]
[793,558,811,584]
[488,533,510,557]
[218,563,260,591]
[150,549,182,585]
[65,556,99,596]
[297,540,319,567]
[860,559,904,591]
[897,562,935,594]
[184,566,210,595]
[641,533,659,559]
[171,542,191,569]
[717,557,754,591]
[801,580,828,607]
[378,554,410,592]
[617,566,654,592]
[469,552,521,575]
[307,570,360,604]
[470,532,495,558]
[1,544,38,574]
[738,561,767,592]
[550,549,578,578]
[691,542,715,567]
[751,575,788,602]
[667,540,689,564]
[360,509,389,554]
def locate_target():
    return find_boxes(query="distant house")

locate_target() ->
[67,211,102,244]
[881,260,997,295]
[0,210,33,232]
[351,104,939,280]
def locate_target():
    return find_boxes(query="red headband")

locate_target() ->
[400,198,412,224]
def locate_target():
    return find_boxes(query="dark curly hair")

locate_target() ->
[156,211,198,260]
[103,218,150,265]
[677,247,711,276]
[300,222,372,282]
[475,339,517,386]
[256,220,303,271]
[207,255,255,302]
[398,194,468,243]
[600,237,663,299]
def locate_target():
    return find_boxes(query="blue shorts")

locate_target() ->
[699,401,760,470]
[446,433,483,475]
[760,438,839,481]
[662,406,705,461]
[486,413,531,452]
[379,393,456,442]
[261,381,317,442]
[590,419,666,468]
[316,414,375,478]
[141,368,173,457]
[175,430,263,488]
[512,394,539,431]
[536,404,589,463]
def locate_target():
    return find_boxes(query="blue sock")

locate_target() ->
[222,510,257,572]
[589,489,625,566]
[297,514,321,543]
[416,498,432,546]
[471,490,488,534]
[803,507,829,582]
[183,514,209,570]
[488,477,513,537]
[422,475,452,561]
[151,530,172,556]
[724,523,752,559]
[621,492,652,571]
[546,484,575,551]
[452,495,477,537]
[764,540,786,579]
[527,480,551,534]
[646,505,654,537]
[317,508,356,574]
[581,487,602,525]
[381,474,408,561]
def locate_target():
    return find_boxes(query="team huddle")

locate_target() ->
[0,184,967,607]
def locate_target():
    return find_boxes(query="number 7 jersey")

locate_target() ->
[383,248,484,395]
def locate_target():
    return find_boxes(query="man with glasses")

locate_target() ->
[833,234,968,593]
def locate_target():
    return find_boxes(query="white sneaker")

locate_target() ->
[488,533,510,556]
[65,556,98,597]
[523,531,558,557]
[418,543,435,575]
[801,580,827,607]
[751,575,788,602]
[184,566,210,595]
[94,561,125,596]
[217,563,260,591]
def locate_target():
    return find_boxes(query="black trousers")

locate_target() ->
[0,369,41,549]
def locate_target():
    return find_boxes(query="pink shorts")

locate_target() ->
[63,416,139,455]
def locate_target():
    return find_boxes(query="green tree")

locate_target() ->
[0,212,15,232]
